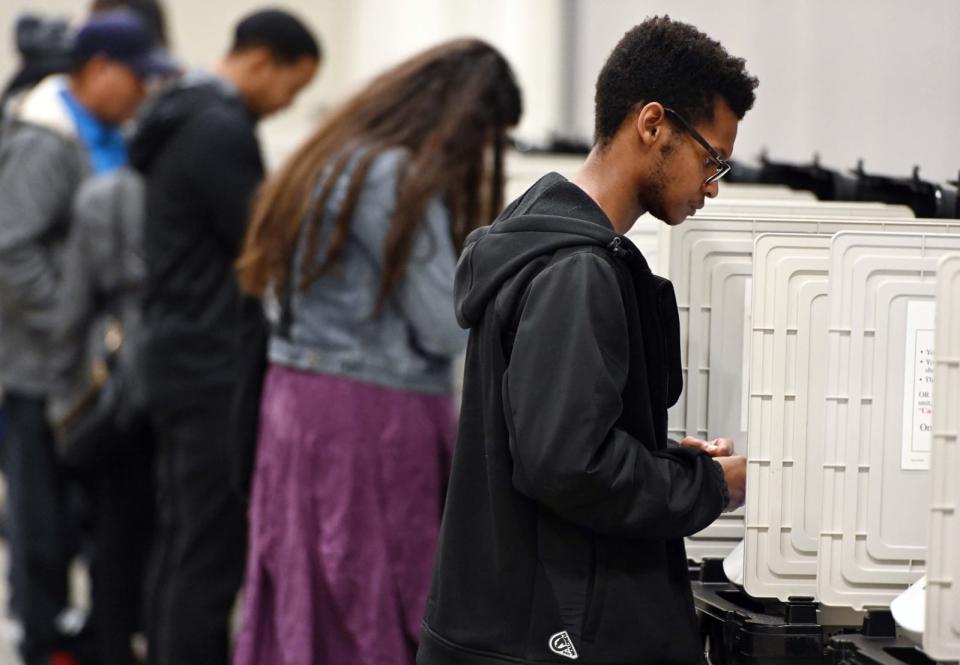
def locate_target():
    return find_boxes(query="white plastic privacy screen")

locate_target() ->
[818,232,960,610]
[923,254,960,661]
[657,207,920,561]
[744,232,833,599]
[743,222,960,601]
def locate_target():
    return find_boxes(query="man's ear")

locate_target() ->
[245,46,275,74]
[635,102,668,147]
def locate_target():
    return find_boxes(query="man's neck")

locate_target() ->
[212,59,261,121]
[214,58,239,89]
[571,144,645,235]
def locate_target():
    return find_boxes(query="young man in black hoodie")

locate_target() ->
[128,10,319,665]
[419,16,758,665]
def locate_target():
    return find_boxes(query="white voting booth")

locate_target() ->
[743,224,960,605]
[817,232,960,612]
[504,154,960,658]
[925,254,960,661]
[655,206,916,561]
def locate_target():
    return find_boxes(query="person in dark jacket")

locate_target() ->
[127,10,319,665]
[419,16,758,665]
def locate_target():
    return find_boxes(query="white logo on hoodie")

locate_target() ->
[549,631,578,660]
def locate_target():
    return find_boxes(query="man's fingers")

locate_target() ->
[680,436,707,450]
[681,436,735,457]
[709,437,735,457]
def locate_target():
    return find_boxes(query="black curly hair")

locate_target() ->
[594,15,758,146]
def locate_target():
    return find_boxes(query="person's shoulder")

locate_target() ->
[0,121,81,189]
[364,146,411,186]
[2,119,72,157]
[531,246,624,297]
[341,146,411,205]
[163,83,255,152]
[498,172,569,220]
[187,100,254,140]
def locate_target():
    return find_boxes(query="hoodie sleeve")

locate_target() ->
[503,250,727,540]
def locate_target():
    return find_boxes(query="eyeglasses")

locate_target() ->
[664,107,731,185]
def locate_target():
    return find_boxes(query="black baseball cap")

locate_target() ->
[73,9,179,79]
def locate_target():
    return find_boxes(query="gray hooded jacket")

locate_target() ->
[0,75,88,395]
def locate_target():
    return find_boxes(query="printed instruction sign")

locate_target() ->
[901,300,935,471]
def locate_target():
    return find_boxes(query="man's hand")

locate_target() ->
[680,436,735,458]
[714,456,746,512]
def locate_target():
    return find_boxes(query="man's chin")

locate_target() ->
[650,209,688,226]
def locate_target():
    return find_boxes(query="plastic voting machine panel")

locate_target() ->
[744,233,832,599]
[504,155,579,202]
[744,220,960,600]
[744,223,960,601]
[626,217,662,274]
[923,254,960,661]
[819,232,960,610]
[716,184,816,200]
[629,190,854,275]
[660,215,921,451]
[661,216,943,563]
[703,199,913,219]
[505,151,582,182]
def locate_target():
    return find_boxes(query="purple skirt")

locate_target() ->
[233,364,456,665]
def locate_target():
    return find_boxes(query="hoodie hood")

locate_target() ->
[7,75,76,139]
[455,173,650,328]
[129,71,248,172]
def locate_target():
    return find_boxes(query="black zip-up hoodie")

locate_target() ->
[418,174,729,665]
[129,74,264,405]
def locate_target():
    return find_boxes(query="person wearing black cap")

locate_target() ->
[127,9,319,665]
[0,0,170,121]
[0,10,177,665]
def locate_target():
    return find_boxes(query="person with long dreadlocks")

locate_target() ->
[232,39,522,665]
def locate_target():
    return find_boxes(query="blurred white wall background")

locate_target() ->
[1,0,958,182]
[569,0,960,186]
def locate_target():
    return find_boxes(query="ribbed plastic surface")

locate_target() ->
[625,218,661,275]
[658,211,921,561]
[744,224,960,601]
[923,254,960,661]
[744,232,833,599]
[819,232,960,610]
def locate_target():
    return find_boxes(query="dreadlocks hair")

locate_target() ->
[594,15,758,146]
[236,38,522,309]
